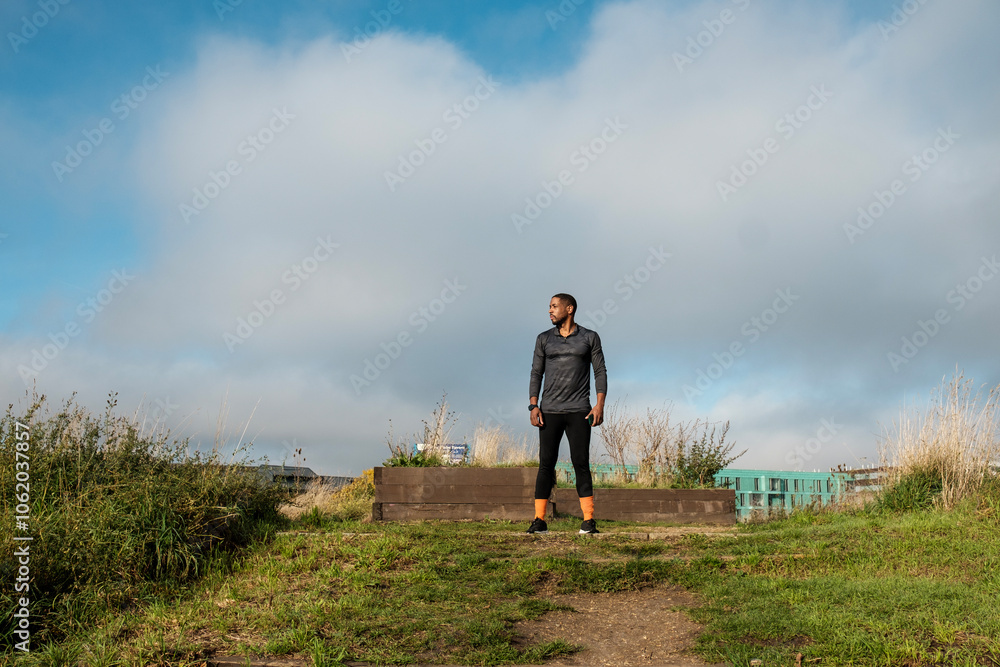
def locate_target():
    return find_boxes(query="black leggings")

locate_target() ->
[534,410,593,499]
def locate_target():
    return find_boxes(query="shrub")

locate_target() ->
[674,420,742,487]
[0,392,287,645]
[596,399,745,488]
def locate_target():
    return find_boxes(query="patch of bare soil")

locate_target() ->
[514,584,726,666]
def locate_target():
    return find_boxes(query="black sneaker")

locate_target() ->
[526,517,548,534]
[579,519,599,534]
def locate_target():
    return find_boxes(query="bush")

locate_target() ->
[674,420,742,487]
[0,392,287,646]
[598,398,745,488]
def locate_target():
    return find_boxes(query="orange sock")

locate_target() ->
[534,499,548,520]
[579,496,595,521]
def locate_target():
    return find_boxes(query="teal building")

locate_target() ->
[554,462,863,520]
[714,468,853,519]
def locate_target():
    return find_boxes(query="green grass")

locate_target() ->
[20,500,1000,666]
[678,505,1000,666]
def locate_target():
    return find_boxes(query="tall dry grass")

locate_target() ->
[469,423,535,466]
[878,371,1000,509]
[281,470,376,522]
[635,406,678,486]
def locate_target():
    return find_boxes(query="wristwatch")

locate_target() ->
[528,403,539,411]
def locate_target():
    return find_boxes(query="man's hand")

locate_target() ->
[587,397,605,427]
[530,407,544,427]
[586,407,604,427]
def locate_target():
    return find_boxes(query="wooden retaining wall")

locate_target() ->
[372,467,736,524]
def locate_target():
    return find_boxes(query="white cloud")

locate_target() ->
[4,0,999,475]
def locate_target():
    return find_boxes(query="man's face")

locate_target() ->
[549,297,572,326]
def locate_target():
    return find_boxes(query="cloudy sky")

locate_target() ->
[2,0,998,476]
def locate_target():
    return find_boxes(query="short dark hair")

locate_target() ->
[552,293,577,314]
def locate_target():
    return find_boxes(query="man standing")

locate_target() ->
[527,293,607,534]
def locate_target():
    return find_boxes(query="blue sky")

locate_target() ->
[2,0,998,475]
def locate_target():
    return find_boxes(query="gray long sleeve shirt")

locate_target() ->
[529,324,608,414]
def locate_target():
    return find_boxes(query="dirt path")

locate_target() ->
[513,584,727,667]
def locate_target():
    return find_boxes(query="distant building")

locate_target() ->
[250,465,354,490]
[555,461,884,520]
[715,469,848,519]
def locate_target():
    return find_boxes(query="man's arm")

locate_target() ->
[587,332,608,426]
[529,335,545,427]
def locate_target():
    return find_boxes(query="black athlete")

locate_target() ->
[527,293,607,534]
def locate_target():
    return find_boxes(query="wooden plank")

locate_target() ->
[376,467,536,486]
[377,490,534,504]
[378,502,535,521]
[375,483,534,503]
[553,488,735,523]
